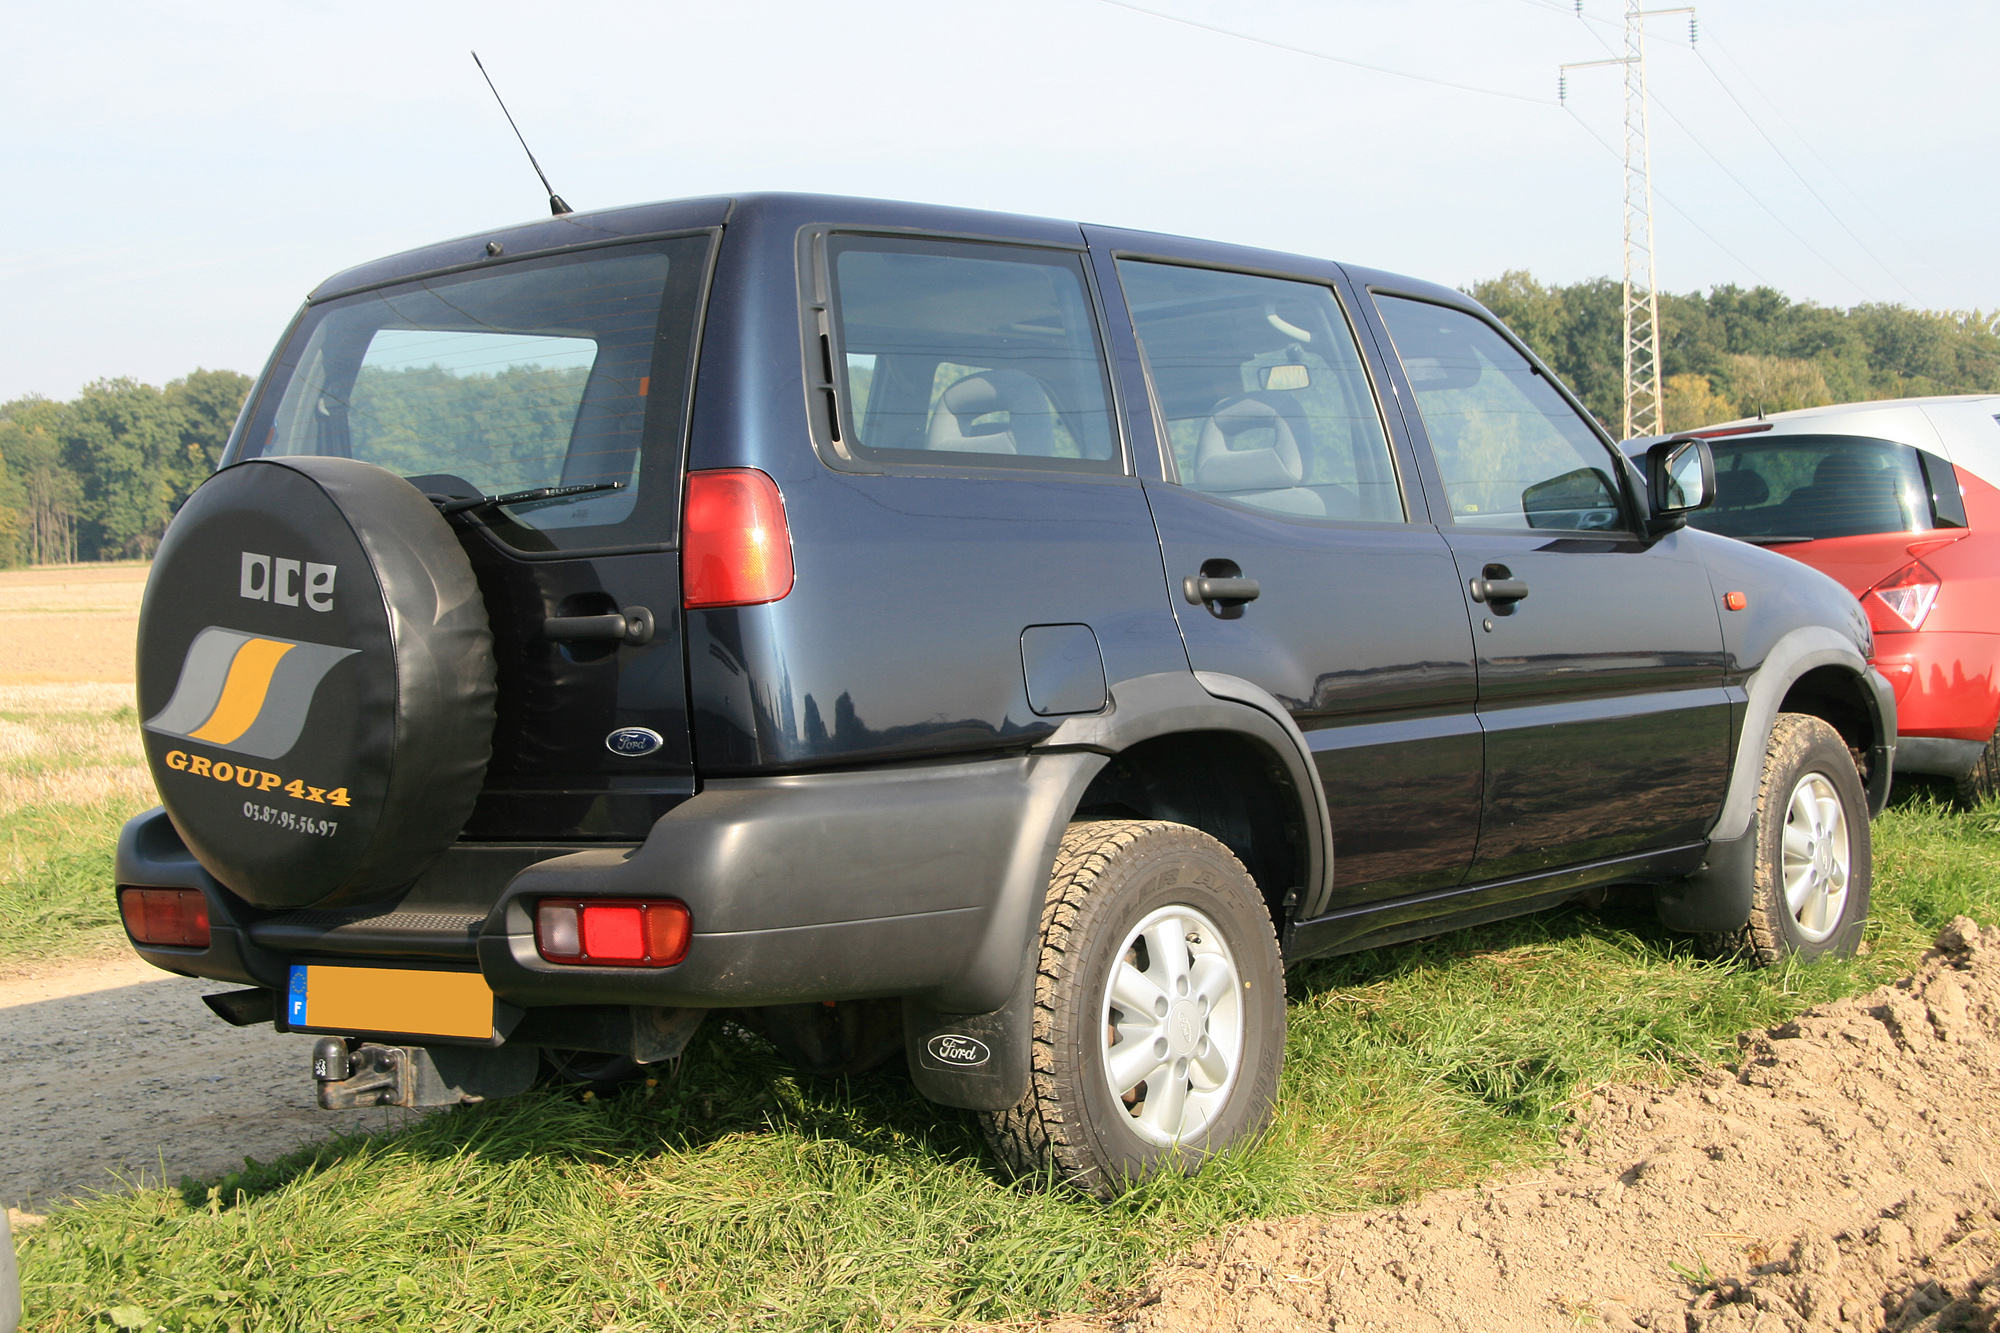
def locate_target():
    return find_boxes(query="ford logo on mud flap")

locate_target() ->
[605,727,664,757]
[926,1034,991,1067]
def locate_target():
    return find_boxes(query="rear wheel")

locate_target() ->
[1707,713,1871,965]
[980,820,1285,1199]
[1954,722,2000,808]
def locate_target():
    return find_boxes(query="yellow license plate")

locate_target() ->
[285,964,494,1040]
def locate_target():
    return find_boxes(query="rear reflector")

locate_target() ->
[536,898,690,967]
[120,888,211,948]
[683,468,794,609]
[1868,559,1941,632]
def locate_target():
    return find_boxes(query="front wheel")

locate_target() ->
[1708,712,1872,965]
[980,820,1285,1199]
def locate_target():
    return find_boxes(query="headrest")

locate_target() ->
[1715,470,1769,508]
[1813,452,1881,488]
[1195,396,1304,491]
[925,370,1058,455]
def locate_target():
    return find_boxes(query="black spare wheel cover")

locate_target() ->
[137,457,496,910]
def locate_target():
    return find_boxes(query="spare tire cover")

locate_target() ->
[137,457,496,910]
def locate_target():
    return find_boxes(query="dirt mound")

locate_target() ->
[1049,919,2000,1333]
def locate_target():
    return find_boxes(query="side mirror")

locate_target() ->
[1644,436,1716,536]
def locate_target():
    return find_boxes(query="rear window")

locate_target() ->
[235,236,713,553]
[1693,434,1945,542]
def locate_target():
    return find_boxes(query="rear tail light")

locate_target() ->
[536,898,690,967]
[119,888,211,948]
[1867,560,1941,631]
[682,469,794,609]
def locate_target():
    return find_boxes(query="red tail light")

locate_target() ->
[683,469,794,609]
[120,888,211,948]
[1867,560,1941,632]
[536,898,691,967]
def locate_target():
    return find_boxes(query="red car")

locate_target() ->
[1633,395,2000,803]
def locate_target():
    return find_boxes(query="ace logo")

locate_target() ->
[241,552,337,611]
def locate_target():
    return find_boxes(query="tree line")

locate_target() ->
[3,277,1999,566]
[0,371,250,565]
[1468,273,2000,433]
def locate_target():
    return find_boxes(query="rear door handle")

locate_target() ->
[1183,575,1261,606]
[1468,578,1529,604]
[544,606,656,646]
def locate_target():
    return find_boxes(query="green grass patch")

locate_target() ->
[18,786,2000,1330]
[0,700,153,964]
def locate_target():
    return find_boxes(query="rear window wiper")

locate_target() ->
[431,481,626,516]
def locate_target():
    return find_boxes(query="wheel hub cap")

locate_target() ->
[1099,904,1245,1146]
[1780,769,1850,944]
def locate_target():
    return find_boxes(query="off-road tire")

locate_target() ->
[980,820,1285,1199]
[1706,713,1871,965]
[1954,723,2000,808]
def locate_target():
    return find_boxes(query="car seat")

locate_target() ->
[1193,395,1325,516]
[926,370,1059,456]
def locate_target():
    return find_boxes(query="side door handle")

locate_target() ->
[544,605,656,646]
[1182,575,1261,606]
[1468,577,1529,604]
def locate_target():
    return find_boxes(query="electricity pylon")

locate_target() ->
[1562,3,1695,439]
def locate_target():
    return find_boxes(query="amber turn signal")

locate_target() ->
[1723,591,1748,612]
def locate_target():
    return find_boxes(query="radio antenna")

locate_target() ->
[470,50,572,216]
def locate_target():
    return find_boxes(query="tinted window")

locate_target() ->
[1119,262,1402,521]
[241,238,712,553]
[1374,296,1626,532]
[1693,434,1939,540]
[828,238,1119,472]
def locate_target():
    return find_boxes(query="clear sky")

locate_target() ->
[4,0,1992,403]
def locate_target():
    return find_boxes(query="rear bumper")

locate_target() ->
[115,750,1102,1021]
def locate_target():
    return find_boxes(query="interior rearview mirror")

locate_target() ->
[1644,436,1716,535]
[1259,364,1311,392]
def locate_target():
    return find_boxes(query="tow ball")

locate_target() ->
[311,1037,537,1110]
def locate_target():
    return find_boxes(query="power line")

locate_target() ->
[1095,0,1558,105]
[1696,30,1918,255]
[1686,48,1919,302]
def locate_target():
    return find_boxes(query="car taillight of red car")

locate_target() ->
[1865,559,1942,632]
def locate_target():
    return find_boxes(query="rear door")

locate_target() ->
[234,235,716,840]
[1088,230,1483,911]
[1363,291,1731,879]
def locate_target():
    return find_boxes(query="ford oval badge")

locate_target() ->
[925,1034,991,1067]
[605,727,664,757]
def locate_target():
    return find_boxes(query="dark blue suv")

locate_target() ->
[119,193,1893,1195]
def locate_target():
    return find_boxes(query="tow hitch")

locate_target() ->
[312,1038,538,1109]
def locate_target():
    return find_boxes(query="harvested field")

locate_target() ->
[0,561,146,686]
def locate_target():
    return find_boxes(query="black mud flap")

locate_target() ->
[901,968,1034,1113]
[1655,817,1757,934]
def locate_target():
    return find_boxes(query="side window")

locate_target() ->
[826,237,1119,472]
[1374,296,1626,532]
[1118,261,1404,522]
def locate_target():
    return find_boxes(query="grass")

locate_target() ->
[13,782,2000,1331]
[0,689,154,964]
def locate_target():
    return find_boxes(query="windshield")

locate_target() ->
[234,236,712,553]
[1692,434,1936,542]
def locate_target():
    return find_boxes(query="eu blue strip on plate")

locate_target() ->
[287,964,308,1026]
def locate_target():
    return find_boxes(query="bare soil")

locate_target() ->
[0,953,418,1213]
[0,562,146,686]
[1046,919,2000,1333]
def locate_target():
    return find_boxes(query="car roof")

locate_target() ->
[1627,393,2000,487]
[303,191,1469,316]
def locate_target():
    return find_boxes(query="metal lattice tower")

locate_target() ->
[1562,4,1693,438]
